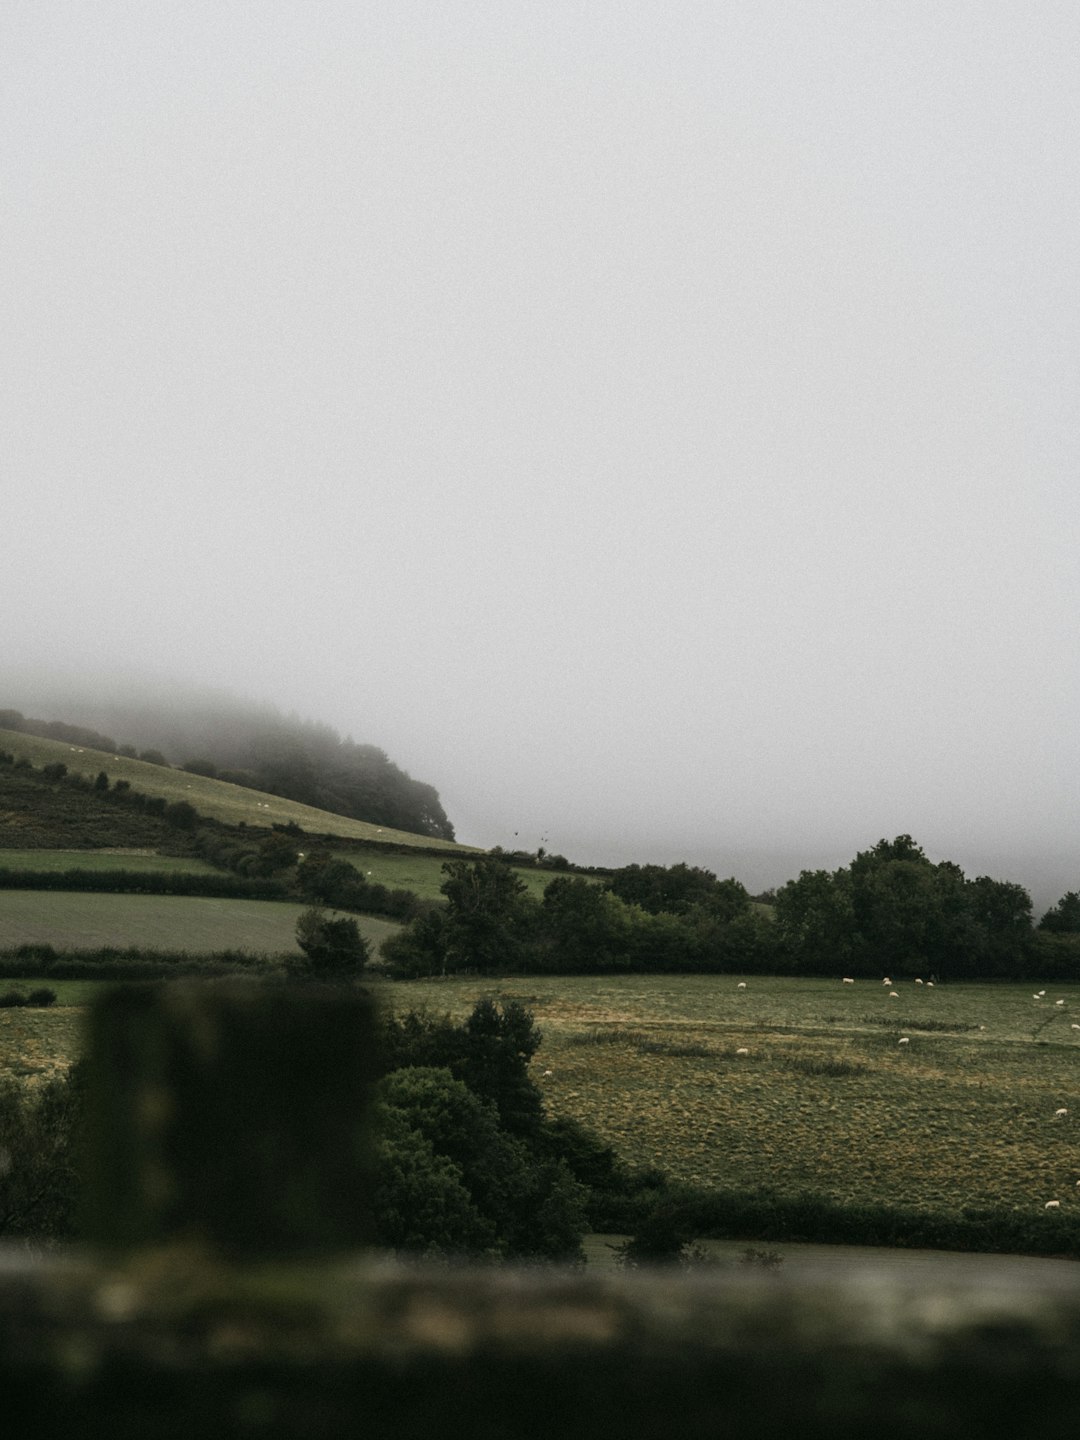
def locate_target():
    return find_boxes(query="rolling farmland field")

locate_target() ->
[8,970,1078,1218]
[369,973,1080,1216]
[0,891,399,954]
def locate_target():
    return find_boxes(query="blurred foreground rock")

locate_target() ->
[3,1248,1080,1438]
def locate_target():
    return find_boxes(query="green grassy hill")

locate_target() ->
[0,728,477,852]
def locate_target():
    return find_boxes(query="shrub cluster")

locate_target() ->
[0,987,56,1008]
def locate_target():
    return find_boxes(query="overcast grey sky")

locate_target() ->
[3,2,1079,905]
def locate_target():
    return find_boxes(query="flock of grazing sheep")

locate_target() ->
[728,972,1077,1213]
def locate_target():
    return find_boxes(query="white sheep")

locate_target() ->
[1045,1200,1061,1209]
[842,977,855,984]
[882,978,892,986]
[735,1047,749,1056]
[889,991,899,999]
[926,982,934,987]
[1071,1024,1080,1032]
[1056,1000,1066,1007]
[737,982,747,990]
[915,978,923,985]
[898,1037,910,1046]
[1055,1108,1069,1117]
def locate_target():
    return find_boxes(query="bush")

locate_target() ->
[27,988,57,1007]
[286,907,370,984]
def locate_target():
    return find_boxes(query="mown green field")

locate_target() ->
[0,891,399,954]
[0,728,477,852]
[0,848,219,875]
[6,970,1080,1219]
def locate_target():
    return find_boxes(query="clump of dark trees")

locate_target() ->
[383,839,1080,983]
[0,997,661,1261]
[0,700,454,841]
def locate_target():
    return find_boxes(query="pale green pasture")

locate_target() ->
[0,890,400,954]
[0,728,477,852]
[0,848,219,874]
[370,973,1080,1214]
[336,848,580,902]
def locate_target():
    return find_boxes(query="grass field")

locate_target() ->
[0,891,400,954]
[369,974,1080,1216]
[0,728,477,852]
[6,970,1080,1220]
[336,848,585,902]
[0,848,220,875]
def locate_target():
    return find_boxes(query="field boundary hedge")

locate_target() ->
[651,1183,1080,1260]
[0,945,284,981]
[0,867,290,900]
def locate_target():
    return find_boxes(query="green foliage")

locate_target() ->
[608,863,751,920]
[371,1102,495,1255]
[163,800,198,831]
[377,1000,590,1259]
[0,1063,84,1241]
[375,1066,586,1259]
[0,987,56,1008]
[384,858,777,979]
[613,1203,695,1267]
[440,857,535,974]
[774,836,1039,980]
[287,907,369,983]
[1039,890,1080,934]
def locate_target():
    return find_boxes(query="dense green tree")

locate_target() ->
[370,1103,496,1256]
[540,876,633,971]
[376,1066,586,1260]
[376,1001,592,1258]
[1039,891,1080,934]
[773,868,857,973]
[287,907,369,983]
[607,862,750,918]
[439,857,536,974]
[775,838,1036,980]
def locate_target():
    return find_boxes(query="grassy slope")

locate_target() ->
[0,728,476,852]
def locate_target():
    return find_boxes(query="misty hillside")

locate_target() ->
[0,694,454,843]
